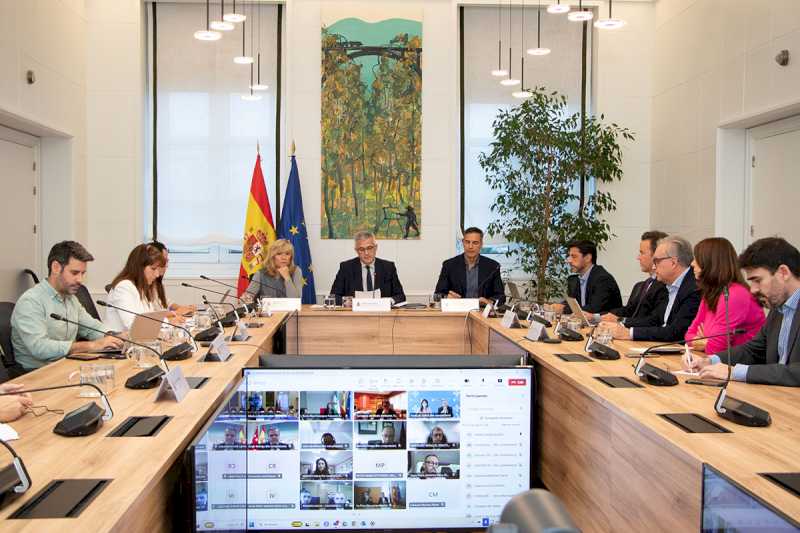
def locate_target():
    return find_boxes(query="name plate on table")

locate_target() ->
[482,303,493,318]
[205,332,232,362]
[155,365,190,402]
[501,310,522,328]
[441,298,480,313]
[525,321,548,341]
[260,298,302,312]
[352,298,392,312]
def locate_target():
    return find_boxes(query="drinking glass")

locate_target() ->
[324,295,336,309]
[342,296,353,309]
[431,293,442,309]
[594,322,614,346]
[68,364,117,397]
[126,340,162,369]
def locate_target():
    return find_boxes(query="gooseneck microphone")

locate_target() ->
[203,297,249,342]
[95,300,197,357]
[199,275,252,314]
[49,313,169,389]
[633,328,747,386]
[0,382,113,436]
[713,286,771,427]
[180,283,245,326]
[0,438,31,498]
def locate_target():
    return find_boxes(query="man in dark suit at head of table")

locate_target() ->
[434,227,505,306]
[329,231,406,304]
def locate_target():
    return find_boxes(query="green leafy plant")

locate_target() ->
[479,87,634,303]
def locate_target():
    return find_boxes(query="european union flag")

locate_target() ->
[278,156,317,303]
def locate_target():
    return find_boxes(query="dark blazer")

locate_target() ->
[330,257,406,304]
[608,277,669,326]
[724,308,800,387]
[564,264,623,314]
[434,254,505,305]
[631,270,701,342]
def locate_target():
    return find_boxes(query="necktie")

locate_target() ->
[632,278,654,318]
[366,265,374,292]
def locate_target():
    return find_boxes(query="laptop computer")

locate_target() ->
[565,296,590,327]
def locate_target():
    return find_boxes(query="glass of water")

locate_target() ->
[594,322,614,346]
[324,294,336,309]
[126,340,162,369]
[431,293,442,309]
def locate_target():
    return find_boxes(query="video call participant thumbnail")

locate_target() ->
[407,450,460,479]
[299,391,351,420]
[407,391,460,419]
[300,450,354,480]
[247,421,297,450]
[299,481,353,510]
[354,481,407,510]
[355,421,406,450]
[299,420,353,450]
[354,391,407,420]
[211,421,249,450]
[233,390,299,419]
[407,421,460,450]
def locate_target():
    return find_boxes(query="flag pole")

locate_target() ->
[256,139,260,156]
[291,139,296,157]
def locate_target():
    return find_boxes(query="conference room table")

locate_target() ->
[1,305,798,532]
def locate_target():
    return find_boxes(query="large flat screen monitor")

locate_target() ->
[188,365,533,532]
[702,464,800,531]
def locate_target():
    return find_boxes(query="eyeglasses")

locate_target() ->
[356,245,376,253]
[652,255,674,266]
[424,460,439,466]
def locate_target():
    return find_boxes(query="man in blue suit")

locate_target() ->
[434,227,505,306]
[330,231,406,304]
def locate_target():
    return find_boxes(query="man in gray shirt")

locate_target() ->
[11,241,123,371]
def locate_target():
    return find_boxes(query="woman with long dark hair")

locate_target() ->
[685,237,764,354]
[105,244,168,331]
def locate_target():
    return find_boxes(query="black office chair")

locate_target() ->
[75,285,101,321]
[0,302,27,382]
[23,269,39,286]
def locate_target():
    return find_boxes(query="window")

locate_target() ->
[145,2,281,274]
[461,5,591,252]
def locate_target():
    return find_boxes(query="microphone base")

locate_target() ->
[225,334,252,342]
[125,366,166,389]
[716,395,772,427]
[558,328,584,342]
[636,363,678,386]
[162,342,194,361]
[194,327,222,342]
[587,342,621,360]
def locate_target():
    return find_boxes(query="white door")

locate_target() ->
[748,115,800,246]
[0,127,39,301]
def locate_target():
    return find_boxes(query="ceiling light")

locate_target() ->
[528,3,551,57]
[568,1,594,22]
[527,47,551,56]
[491,69,509,77]
[547,0,570,14]
[234,19,253,64]
[242,91,262,101]
[500,78,520,87]
[512,90,532,99]
[594,0,626,29]
[210,20,234,31]
[223,0,246,23]
[194,0,221,41]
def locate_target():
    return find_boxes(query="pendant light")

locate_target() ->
[500,47,520,86]
[194,0,222,41]
[512,57,532,98]
[595,0,626,29]
[568,0,594,21]
[251,4,269,91]
[233,16,254,64]
[491,4,508,76]
[223,0,246,23]
[242,64,262,101]
[527,1,551,56]
[547,0,570,14]
[499,1,518,86]
[210,0,235,31]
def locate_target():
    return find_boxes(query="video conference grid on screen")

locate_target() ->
[194,368,532,531]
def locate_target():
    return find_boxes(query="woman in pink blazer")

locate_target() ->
[685,237,765,354]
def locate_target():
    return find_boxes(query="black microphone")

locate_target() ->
[0,438,31,501]
[49,313,168,389]
[95,300,196,359]
[203,297,250,342]
[713,286,771,427]
[633,329,746,387]
[181,282,248,312]
[0,382,113,436]
[199,275,252,314]
[181,283,246,325]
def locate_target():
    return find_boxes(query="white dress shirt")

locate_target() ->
[105,279,161,331]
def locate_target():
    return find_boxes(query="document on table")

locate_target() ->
[672,370,699,376]
[0,423,19,441]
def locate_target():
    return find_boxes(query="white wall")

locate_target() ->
[650,0,800,248]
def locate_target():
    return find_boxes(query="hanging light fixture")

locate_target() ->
[491,5,508,77]
[512,58,532,98]
[223,0,246,23]
[251,4,269,90]
[527,1,551,56]
[568,0,594,21]
[547,0,570,14]
[595,0,626,29]
[242,64,262,101]
[211,0,235,31]
[194,0,222,41]
[500,46,520,86]
[233,17,254,64]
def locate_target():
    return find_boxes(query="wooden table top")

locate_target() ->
[470,312,800,525]
[0,313,287,532]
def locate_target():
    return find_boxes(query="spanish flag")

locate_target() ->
[238,152,276,296]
